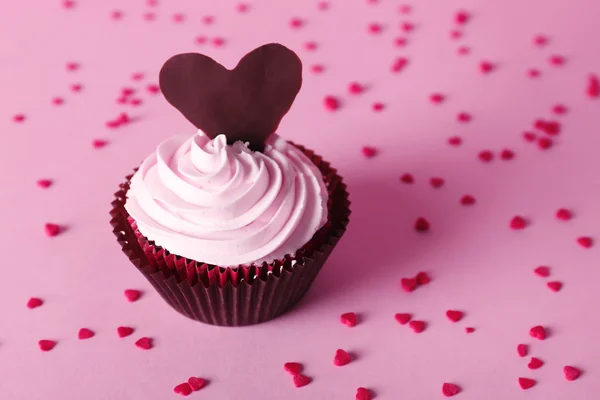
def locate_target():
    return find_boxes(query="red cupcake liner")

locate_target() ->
[110,143,350,326]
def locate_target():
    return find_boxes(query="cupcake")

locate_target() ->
[110,43,350,326]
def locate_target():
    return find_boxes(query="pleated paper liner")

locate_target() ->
[110,143,350,326]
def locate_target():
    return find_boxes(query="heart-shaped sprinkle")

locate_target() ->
[416,271,431,285]
[70,83,83,92]
[324,96,341,111]
[13,114,25,123]
[517,344,528,357]
[340,312,358,327]
[588,75,600,98]
[372,102,385,112]
[455,10,470,24]
[577,236,593,248]
[528,68,541,78]
[549,55,565,66]
[400,173,414,184]
[45,223,62,237]
[414,217,430,232]
[27,297,44,309]
[356,387,373,400]
[124,289,141,302]
[135,337,153,350]
[518,377,536,390]
[147,84,160,94]
[457,46,470,55]
[401,22,415,32]
[78,328,95,340]
[500,149,515,160]
[430,93,445,103]
[442,382,460,397]
[334,349,351,366]
[556,208,572,220]
[510,216,527,230]
[36,179,53,188]
[528,357,544,369]
[534,266,550,277]
[237,3,250,13]
[401,278,418,292]
[52,97,64,106]
[529,325,547,340]
[534,35,548,46]
[480,61,495,73]
[446,310,464,323]
[284,362,303,375]
[563,366,581,381]
[461,195,475,206]
[117,326,134,338]
[457,112,471,122]
[395,37,408,47]
[289,17,304,28]
[448,136,462,146]
[361,146,377,158]
[202,15,214,25]
[159,44,302,152]
[553,104,567,115]
[391,57,409,72]
[39,340,56,352]
[188,377,206,391]
[547,281,562,292]
[479,150,494,162]
[293,374,311,388]
[368,23,383,34]
[538,137,553,149]
[430,177,444,188]
[348,82,364,94]
[395,313,412,325]
[523,132,537,142]
[409,320,426,333]
[173,383,192,396]
[311,64,325,74]
[450,30,462,39]
[465,327,475,333]
[212,37,226,47]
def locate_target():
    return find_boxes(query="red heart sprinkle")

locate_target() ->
[401,278,418,292]
[528,357,544,369]
[518,377,536,390]
[416,271,431,285]
[414,217,430,232]
[70,83,82,92]
[401,22,415,32]
[540,121,561,136]
[324,96,340,111]
[237,3,250,13]
[547,281,562,292]
[460,195,475,205]
[430,93,445,103]
[391,57,409,73]
[500,149,515,160]
[311,64,325,74]
[478,150,494,162]
[78,328,95,340]
[368,23,383,34]
[212,37,225,47]
[334,349,351,366]
[202,15,214,25]
[457,112,472,122]
[430,177,444,188]
[564,366,581,381]
[356,387,373,400]
[446,310,464,323]
[442,382,460,397]
[117,326,134,338]
[284,362,303,375]
[400,173,414,184]
[304,41,317,51]
[173,383,192,396]
[534,35,548,46]
[111,10,123,20]
[457,46,470,55]
[45,223,61,237]
[147,84,160,94]
[62,0,75,9]
[450,30,462,39]
[480,61,494,73]
[39,340,56,352]
[37,179,53,188]
[510,216,527,230]
[538,137,553,150]
[121,87,135,96]
[517,344,528,357]
[465,327,475,333]
[372,102,385,112]
[13,114,26,123]
[27,297,44,309]
[135,337,153,350]
[66,62,79,71]
[409,320,426,333]
[52,97,64,106]
[130,98,142,106]
[528,68,541,78]
[556,208,572,220]
[587,74,599,98]
[394,37,408,47]
[293,374,311,388]
[552,104,567,115]
[92,139,108,149]
[577,236,593,248]
[341,312,357,327]
[534,266,550,277]
[395,313,412,325]
[448,136,462,146]
[188,377,206,391]
[549,55,565,66]
[529,325,547,340]
[124,289,141,302]
[361,146,377,158]
[290,18,303,29]
[523,132,537,142]
[455,10,470,24]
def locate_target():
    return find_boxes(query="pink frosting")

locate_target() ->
[124,131,329,267]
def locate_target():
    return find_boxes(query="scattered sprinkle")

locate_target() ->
[442,382,460,397]
[500,149,515,160]
[172,13,185,23]
[13,114,25,123]
[348,82,365,94]
[534,35,548,46]
[52,97,64,106]
[78,328,95,340]
[124,289,141,302]
[212,37,225,47]
[356,387,373,400]
[448,136,462,146]
[549,55,566,66]
[518,377,536,390]
[70,83,83,92]
[552,104,568,115]
[523,132,537,142]
[44,223,62,237]
[587,74,600,98]
[556,208,572,220]
[173,383,192,396]
[311,64,325,74]
[293,374,311,388]
[372,102,385,112]
[27,297,44,309]
[430,93,445,103]
[340,312,358,327]
[517,344,528,357]
[66,62,79,71]
[202,15,214,25]
[111,10,123,20]
[117,326,134,338]
[450,30,462,39]
[409,320,426,333]
[92,139,108,149]
[284,362,303,375]
[430,177,444,188]
[577,236,593,248]
[416,271,431,285]
[135,337,153,350]
[147,84,160,94]
[457,46,470,55]
[455,10,470,25]
[394,37,408,47]
[480,61,495,74]
[368,23,383,34]
[414,217,430,232]
[333,349,351,366]
[529,325,547,340]
[510,216,527,230]
[361,146,377,158]
[304,41,318,51]
[534,266,550,278]
[460,195,476,205]
[324,96,340,111]
[37,179,53,188]
[39,340,57,352]
[446,310,464,323]
[478,150,494,162]
[457,112,471,122]
[237,3,249,13]
[465,327,475,333]
[528,68,541,78]
[290,18,304,29]
[395,313,412,325]
[537,137,553,150]
[188,377,206,391]
[391,57,409,73]
[528,357,544,369]
[401,22,415,32]
[401,277,418,292]
[400,173,414,184]
[564,366,581,381]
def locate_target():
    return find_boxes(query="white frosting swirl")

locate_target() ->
[124,131,329,267]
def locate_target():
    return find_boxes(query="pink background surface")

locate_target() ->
[2,0,600,398]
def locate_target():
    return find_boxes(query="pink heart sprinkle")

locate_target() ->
[401,22,415,32]
[78,328,95,340]
[534,266,550,278]
[457,112,471,122]
[135,337,153,350]
[132,73,145,82]
[62,0,75,9]
[442,382,460,397]
[311,64,325,74]
[409,320,426,333]
[44,223,61,237]
[66,62,79,71]
[450,30,462,39]
[212,37,225,47]
[517,344,528,357]
[394,37,408,47]
[124,289,141,302]
[290,18,304,29]
[480,61,495,74]
[334,349,351,366]
[324,96,340,111]
[500,149,515,160]
[460,195,476,205]
[547,281,563,292]
[36,179,53,188]
[395,313,412,325]
[147,84,160,94]
[510,216,527,230]
[529,325,547,340]
[348,82,364,94]
[399,4,411,14]
[523,132,537,142]
[430,93,445,103]
[416,271,431,285]
[528,357,544,369]
[173,383,192,396]
[172,13,185,23]
[553,104,567,115]
[478,150,494,162]
[293,374,311,388]
[70,83,82,92]
[400,173,414,184]
[465,327,475,333]
[534,35,548,46]
[528,68,541,78]
[457,46,470,55]
[52,97,64,106]
[356,387,373,400]
[111,10,123,20]
[454,10,470,25]
[391,57,409,73]
[577,236,593,248]
[27,297,44,309]
[368,23,383,34]
[187,377,206,391]
[284,362,303,375]
[448,136,462,146]
[372,102,385,112]
[587,74,600,98]
[147,0,158,7]
[414,217,430,232]
[143,12,156,21]
[518,377,536,390]
[549,55,566,66]
[304,41,318,51]
[92,139,108,149]
[430,177,444,188]
[538,137,553,150]
[117,326,134,338]
[401,278,418,293]
[564,366,581,381]
[13,114,26,123]
[340,312,357,327]
[446,310,464,323]
[361,146,377,158]
[130,98,143,106]
[318,1,329,11]
[39,340,56,352]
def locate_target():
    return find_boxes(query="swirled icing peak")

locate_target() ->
[124,131,328,267]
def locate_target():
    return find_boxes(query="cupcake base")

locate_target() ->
[110,143,350,326]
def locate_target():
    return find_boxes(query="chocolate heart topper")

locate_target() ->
[159,43,303,152]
